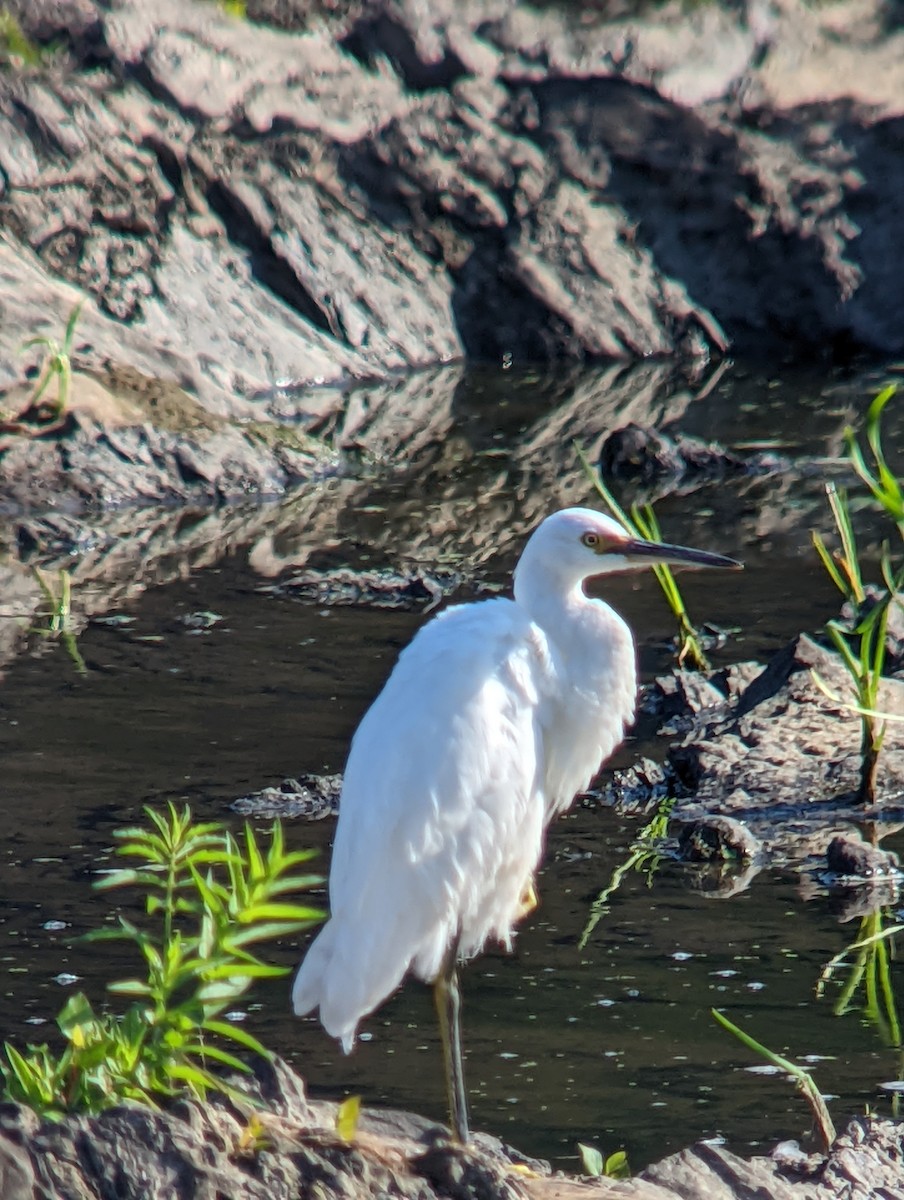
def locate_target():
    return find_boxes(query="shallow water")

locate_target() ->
[2,361,904,1171]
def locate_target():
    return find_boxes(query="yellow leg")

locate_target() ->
[517,879,538,918]
[433,947,469,1143]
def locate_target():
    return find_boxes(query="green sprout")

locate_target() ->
[577,1143,629,1178]
[845,385,904,529]
[20,299,84,421]
[30,566,87,676]
[711,1009,836,1153]
[579,798,674,949]
[818,910,902,1047]
[0,11,44,67]
[812,487,903,804]
[576,442,713,669]
[2,804,322,1116]
[809,385,904,803]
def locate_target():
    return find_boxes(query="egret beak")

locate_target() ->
[620,538,742,570]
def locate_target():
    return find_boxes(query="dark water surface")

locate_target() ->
[2,362,904,1171]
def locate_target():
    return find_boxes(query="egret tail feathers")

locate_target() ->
[293,918,413,1054]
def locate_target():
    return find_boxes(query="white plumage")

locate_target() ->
[292,506,736,1138]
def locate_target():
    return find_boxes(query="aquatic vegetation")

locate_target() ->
[818,909,902,1048]
[30,566,87,676]
[576,443,714,670]
[812,485,894,801]
[579,797,674,949]
[1,805,322,1116]
[812,387,904,803]
[711,1009,836,1153]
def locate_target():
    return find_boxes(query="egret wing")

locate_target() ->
[293,597,555,1047]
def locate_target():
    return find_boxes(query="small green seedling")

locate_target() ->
[812,488,902,803]
[711,1009,836,1153]
[577,1143,630,1179]
[336,1094,362,1142]
[576,443,713,670]
[30,566,87,676]
[20,299,84,421]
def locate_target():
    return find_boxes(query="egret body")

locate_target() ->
[292,507,738,1140]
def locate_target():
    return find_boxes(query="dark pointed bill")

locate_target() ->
[622,538,742,570]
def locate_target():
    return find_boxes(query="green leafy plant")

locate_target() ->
[577,1142,629,1178]
[576,443,713,669]
[19,299,84,421]
[711,1009,836,1153]
[579,797,674,949]
[30,566,87,676]
[2,804,322,1116]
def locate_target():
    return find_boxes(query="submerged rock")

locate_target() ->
[232,773,343,820]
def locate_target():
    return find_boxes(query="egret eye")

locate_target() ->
[581,531,600,549]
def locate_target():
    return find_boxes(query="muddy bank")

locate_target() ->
[2,1056,901,1200]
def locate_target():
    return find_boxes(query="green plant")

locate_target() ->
[711,1009,836,1153]
[0,11,44,66]
[812,485,896,802]
[2,804,322,1116]
[811,388,904,802]
[20,299,84,420]
[576,443,713,669]
[577,1142,629,1178]
[845,385,904,529]
[818,909,902,1047]
[30,566,87,676]
[579,797,673,949]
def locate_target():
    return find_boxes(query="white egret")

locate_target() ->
[292,507,739,1141]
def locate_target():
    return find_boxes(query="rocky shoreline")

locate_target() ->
[2,1056,902,1200]
[3,1,904,1194]
[2,0,904,516]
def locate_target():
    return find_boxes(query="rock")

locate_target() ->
[677,814,762,863]
[3,0,904,432]
[826,833,900,879]
[609,634,904,867]
[232,773,343,820]
[3,1056,904,1199]
[598,423,789,502]
[264,565,463,610]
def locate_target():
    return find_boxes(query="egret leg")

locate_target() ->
[517,878,538,918]
[433,944,469,1143]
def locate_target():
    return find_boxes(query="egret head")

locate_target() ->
[514,507,740,597]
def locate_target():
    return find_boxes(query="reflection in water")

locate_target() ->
[1,362,904,1168]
